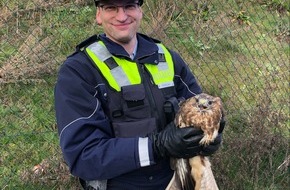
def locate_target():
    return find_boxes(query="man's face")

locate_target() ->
[96,0,143,44]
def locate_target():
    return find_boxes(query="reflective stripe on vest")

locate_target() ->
[85,41,174,92]
[145,44,174,89]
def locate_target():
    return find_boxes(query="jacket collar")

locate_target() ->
[99,33,160,64]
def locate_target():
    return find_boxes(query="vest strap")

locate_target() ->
[105,57,118,70]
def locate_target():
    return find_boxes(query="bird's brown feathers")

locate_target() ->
[175,93,223,145]
[167,93,224,190]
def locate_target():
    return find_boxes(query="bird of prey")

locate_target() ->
[166,93,224,190]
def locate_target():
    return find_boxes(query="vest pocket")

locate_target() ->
[112,118,157,138]
[121,84,150,119]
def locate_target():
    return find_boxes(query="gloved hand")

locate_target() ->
[200,118,226,156]
[148,122,204,160]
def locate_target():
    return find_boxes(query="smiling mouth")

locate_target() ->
[113,23,131,29]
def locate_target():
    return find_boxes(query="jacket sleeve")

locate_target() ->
[170,50,203,98]
[54,54,154,181]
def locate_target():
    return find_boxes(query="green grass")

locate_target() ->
[0,80,56,184]
[1,0,289,189]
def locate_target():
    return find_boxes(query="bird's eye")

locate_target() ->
[208,100,213,105]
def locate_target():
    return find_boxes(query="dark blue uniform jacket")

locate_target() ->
[54,33,202,189]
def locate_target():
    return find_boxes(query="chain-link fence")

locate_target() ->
[0,0,289,189]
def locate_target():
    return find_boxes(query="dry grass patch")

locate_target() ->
[0,27,58,83]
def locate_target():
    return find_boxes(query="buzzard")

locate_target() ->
[166,93,224,190]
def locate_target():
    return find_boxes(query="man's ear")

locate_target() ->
[96,10,102,25]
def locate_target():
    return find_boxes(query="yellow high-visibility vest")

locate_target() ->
[85,41,174,92]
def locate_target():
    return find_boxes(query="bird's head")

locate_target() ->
[197,98,213,110]
[194,93,216,111]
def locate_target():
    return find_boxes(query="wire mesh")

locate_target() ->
[0,0,289,189]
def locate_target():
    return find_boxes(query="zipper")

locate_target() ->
[138,63,162,131]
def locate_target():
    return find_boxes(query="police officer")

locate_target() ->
[54,0,225,189]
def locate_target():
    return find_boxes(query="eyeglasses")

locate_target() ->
[99,3,140,14]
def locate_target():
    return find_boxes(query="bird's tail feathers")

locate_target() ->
[176,158,195,190]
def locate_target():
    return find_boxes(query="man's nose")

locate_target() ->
[115,7,128,20]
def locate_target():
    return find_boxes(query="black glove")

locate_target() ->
[200,118,226,156]
[148,122,204,159]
